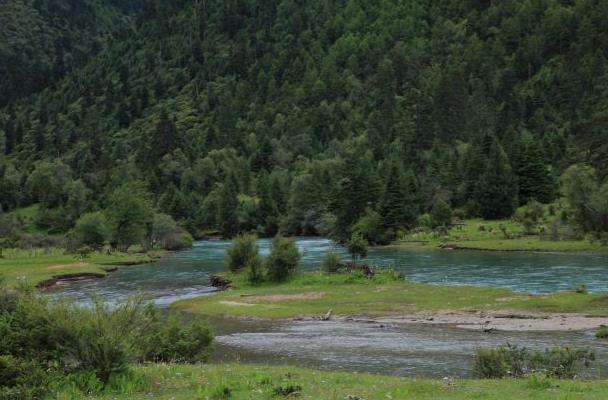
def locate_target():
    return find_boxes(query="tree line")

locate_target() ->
[1,0,608,247]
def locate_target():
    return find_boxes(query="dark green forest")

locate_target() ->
[1,0,608,248]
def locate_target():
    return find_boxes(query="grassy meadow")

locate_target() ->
[0,248,157,287]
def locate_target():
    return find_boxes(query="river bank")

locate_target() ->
[172,271,608,332]
[0,248,164,288]
[392,219,607,253]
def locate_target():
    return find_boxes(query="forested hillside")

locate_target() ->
[1,0,608,247]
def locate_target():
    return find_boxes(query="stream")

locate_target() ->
[51,238,608,378]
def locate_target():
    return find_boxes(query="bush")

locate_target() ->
[0,288,214,396]
[473,344,595,379]
[226,234,259,272]
[266,236,300,282]
[595,326,608,339]
[472,348,509,379]
[347,232,368,267]
[139,315,213,363]
[572,283,588,294]
[322,251,343,273]
[246,255,265,284]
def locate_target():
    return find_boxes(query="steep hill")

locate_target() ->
[1,0,607,242]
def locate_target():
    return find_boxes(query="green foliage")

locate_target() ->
[245,255,265,285]
[0,287,214,396]
[106,182,154,250]
[68,211,109,250]
[266,237,300,282]
[150,213,193,251]
[561,165,608,236]
[322,251,343,274]
[2,0,608,245]
[431,199,452,229]
[226,234,259,273]
[473,344,595,379]
[347,232,368,266]
[139,316,213,363]
[595,326,608,339]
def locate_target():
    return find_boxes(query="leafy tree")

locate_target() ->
[106,182,154,251]
[431,199,452,230]
[68,212,109,250]
[150,213,193,250]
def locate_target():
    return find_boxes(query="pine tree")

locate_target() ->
[477,139,518,219]
[513,132,555,205]
[380,159,419,237]
[219,174,239,238]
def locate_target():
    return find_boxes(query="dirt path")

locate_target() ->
[340,311,608,332]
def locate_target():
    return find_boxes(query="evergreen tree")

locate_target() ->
[513,132,555,204]
[380,159,419,238]
[477,140,518,219]
[219,174,239,238]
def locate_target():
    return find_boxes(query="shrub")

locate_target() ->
[139,316,213,363]
[266,236,300,282]
[473,344,595,379]
[347,232,368,267]
[226,234,259,272]
[472,348,509,379]
[322,251,343,273]
[246,255,265,284]
[595,326,608,339]
[572,283,588,294]
[0,289,214,396]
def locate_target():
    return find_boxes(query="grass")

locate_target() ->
[0,248,159,287]
[393,219,605,252]
[172,271,608,319]
[54,363,608,399]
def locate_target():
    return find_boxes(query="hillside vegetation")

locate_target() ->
[1,0,608,248]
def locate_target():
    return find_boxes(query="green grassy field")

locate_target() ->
[172,272,608,319]
[0,248,158,287]
[393,219,605,252]
[52,363,608,400]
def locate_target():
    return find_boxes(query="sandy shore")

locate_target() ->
[341,311,608,332]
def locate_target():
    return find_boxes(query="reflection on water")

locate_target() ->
[51,238,608,378]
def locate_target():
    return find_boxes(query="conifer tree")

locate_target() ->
[514,132,555,204]
[219,175,239,238]
[477,139,518,219]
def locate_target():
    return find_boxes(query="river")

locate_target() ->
[51,238,608,378]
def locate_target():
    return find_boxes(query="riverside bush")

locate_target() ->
[0,282,214,397]
[227,234,259,272]
[322,251,343,273]
[266,237,300,282]
[473,344,595,379]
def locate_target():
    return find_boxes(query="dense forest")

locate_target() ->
[1,0,608,249]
